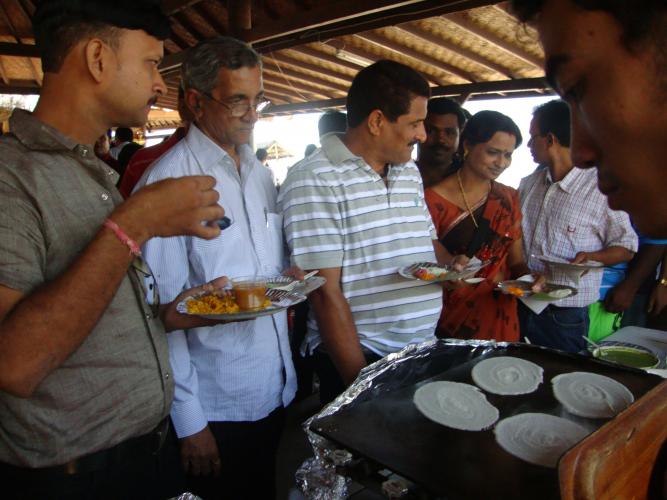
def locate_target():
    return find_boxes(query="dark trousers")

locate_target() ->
[518,302,589,353]
[311,347,381,405]
[186,406,285,500]
[0,419,185,500]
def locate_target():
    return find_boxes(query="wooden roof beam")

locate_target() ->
[0,59,10,85]
[263,76,335,100]
[228,0,252,38]
[395,24,517,79]
[0,41,39,58]
[264,84,321,103]
[288,46,363,74]
[444,11,543,69]
[172,12,208,41]
[262,62,349,94]
[192,4,228,36]
[161,0,204,16]
[265,77,550,114]
[265,52,353,86]
[351,32,470,85]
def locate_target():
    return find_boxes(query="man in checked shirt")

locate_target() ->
[518,99,637,353]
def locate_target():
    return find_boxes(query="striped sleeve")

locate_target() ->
[279,165,344,270]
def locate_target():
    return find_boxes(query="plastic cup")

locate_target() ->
[231,276,268,310]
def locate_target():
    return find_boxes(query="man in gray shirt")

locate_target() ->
[0,1,225,499]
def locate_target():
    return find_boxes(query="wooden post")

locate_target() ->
[228,0,252,38]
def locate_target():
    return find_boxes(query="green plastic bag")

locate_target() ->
[588,301,623,343]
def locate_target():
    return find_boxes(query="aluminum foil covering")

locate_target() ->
[295,457,350,500]
[297,339,503,498]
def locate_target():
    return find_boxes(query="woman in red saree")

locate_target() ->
[425,110,539,342]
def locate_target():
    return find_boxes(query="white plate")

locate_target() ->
[534,255,604,271]
[496,280,577,300]
[398,261,488,282]
[177,288,307,321]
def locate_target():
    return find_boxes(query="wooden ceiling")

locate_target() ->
[0,0,551,118]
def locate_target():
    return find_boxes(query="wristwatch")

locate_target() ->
[659,277,667,287]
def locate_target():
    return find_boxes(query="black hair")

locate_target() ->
[318,110,347,137]
[114,127,134,143]
[33,0,171,73]
[533,99,570,147]
[427,97,467,129]
[346,60,430,129]
[256,148,268,162]
[449,110,522,173]
[511,0,667,51]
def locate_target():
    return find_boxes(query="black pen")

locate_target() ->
[216,217,232,230]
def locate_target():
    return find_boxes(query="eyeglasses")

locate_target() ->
[131,256,161,319]
[202,92,271,117]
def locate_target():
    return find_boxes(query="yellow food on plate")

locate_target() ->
[186,293,273,314]
[506,286,525,297]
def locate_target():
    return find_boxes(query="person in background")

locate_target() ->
[417,96,467,188]
[280,60,451,404]
[136,37,296,500]
[0,1,227,498]
[425,110,541,342]
[601,234,666,332]
[648,249,667,330]
[255,146,269,165]
[304,143,317,157]
[519,99,637,352]
[119,86,193,198]
[94,131,121,172]
[109,126,134,159]
[317,109,347,138]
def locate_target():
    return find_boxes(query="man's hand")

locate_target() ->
[180,426,221,477]
[571,251,593,264]
[114,176,225,244]
[604,280,637,313]
[161,277,230,332]
[648,284,667,316]
[450,254,470,272]
[282,266,305,281]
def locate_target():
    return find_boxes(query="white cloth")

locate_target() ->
[135,125,296,438]
[519,167,637,308]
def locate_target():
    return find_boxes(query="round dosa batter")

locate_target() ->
[552,372,634,418]
[494,413,590,468]
[414,381,499,431]
[471,356,544,395]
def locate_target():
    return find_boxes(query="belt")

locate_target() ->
[0,417,170,478]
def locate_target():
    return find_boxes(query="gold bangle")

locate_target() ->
[659,278,667,287]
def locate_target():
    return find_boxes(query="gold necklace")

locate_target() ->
[457,169,479,229]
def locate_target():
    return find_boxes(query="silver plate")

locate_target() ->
[177,287,307,321]
[398,261,488,282]
[496,280,577,300]
[534,255,604,271]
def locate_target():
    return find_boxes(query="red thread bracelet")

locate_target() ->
[103,219,142,257]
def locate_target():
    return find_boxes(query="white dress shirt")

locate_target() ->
[136,124,296,438]
[519,167,637,308]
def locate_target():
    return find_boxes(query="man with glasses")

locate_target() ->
[136,37,295,499]
[0,1,226,499]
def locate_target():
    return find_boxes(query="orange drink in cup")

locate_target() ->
[231,276,268,310]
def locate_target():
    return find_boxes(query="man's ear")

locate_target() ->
[546,133,556,147]
[366,109,384,137]
[185,89,203,120]
[84,38,110,84]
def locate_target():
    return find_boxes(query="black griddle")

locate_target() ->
[310,342,663,499]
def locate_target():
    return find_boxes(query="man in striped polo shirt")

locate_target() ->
[279,60,451,403]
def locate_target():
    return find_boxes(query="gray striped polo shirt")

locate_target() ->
[278,133,442,357]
